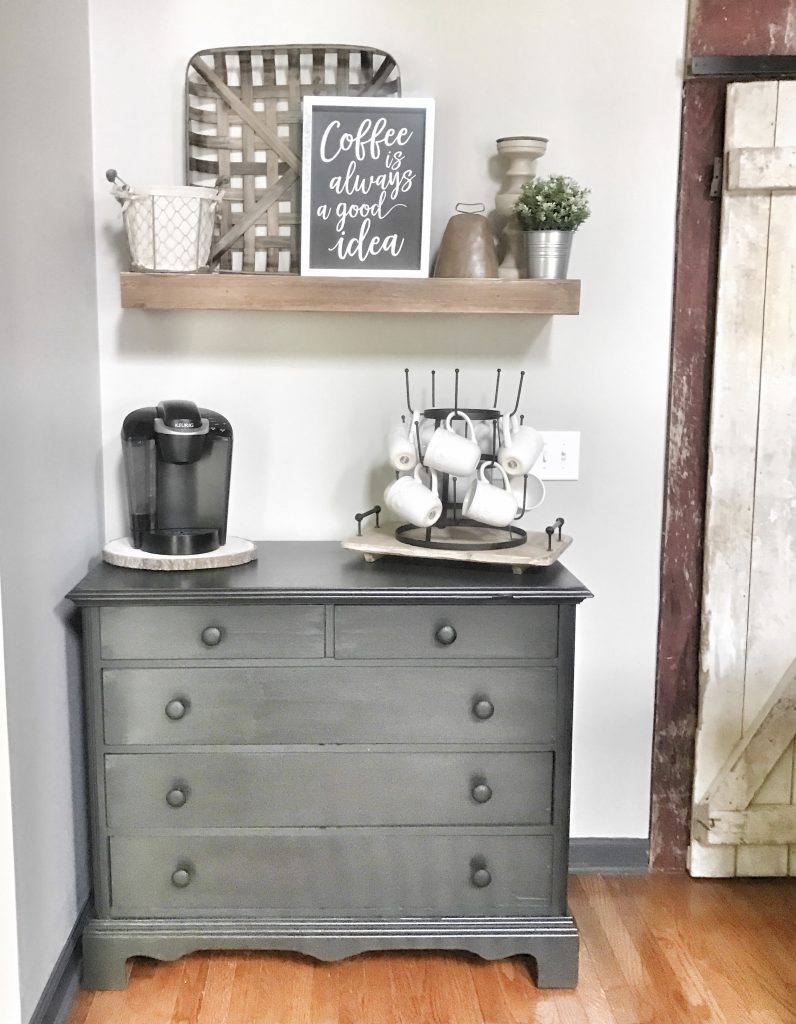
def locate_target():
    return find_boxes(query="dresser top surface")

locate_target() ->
[68,541,592,605]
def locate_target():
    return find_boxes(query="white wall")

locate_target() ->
[89,0,686,838]
[0,580,22,1024]
[0,1,102,1018]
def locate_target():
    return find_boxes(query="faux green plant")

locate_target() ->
[512,174,591,232]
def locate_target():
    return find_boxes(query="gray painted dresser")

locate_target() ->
[68,542,591,990]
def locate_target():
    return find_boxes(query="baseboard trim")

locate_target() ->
[569,838,650,873]
[28,901,89,1024]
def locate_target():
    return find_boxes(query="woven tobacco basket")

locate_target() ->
[185,45,402,274]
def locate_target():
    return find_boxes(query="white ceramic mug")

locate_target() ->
[512,472,546,512]
[383,465,442,528]
[423,411,481,477]
[387,411,419,471]
[498,413,544,477]
[462,462,518,527]
[474,419,499,456]
[418,417,436,448]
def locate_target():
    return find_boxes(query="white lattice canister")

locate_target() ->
[115,185,222,272]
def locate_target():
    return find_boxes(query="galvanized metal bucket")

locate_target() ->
[523,230,573,279]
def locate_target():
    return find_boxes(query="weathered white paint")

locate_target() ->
[772,80,796,879]
[691,81,777,879]
[739,83,796,876]
[695,807,796,846]
[691,81,796,877]
[706,659,796,811]
[727,145,796,191]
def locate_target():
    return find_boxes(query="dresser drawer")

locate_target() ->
[102,666,557,746]
[99,605,325,660]
[105,751,553,828]
[109,832,553,917]
[334,604,558,660]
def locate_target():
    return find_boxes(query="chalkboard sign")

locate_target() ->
[301,97,435,277]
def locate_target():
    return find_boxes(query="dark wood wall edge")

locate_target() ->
[649,77,725,873]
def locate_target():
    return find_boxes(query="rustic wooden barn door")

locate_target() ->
[690,80,796,878]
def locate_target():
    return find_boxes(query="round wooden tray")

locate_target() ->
[103,537,257,571]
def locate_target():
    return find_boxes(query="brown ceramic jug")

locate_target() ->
[433,203,499,278]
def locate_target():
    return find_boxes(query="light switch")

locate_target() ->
[533,431,580,480]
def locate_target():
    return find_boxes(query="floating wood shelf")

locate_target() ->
[119,273,580,315]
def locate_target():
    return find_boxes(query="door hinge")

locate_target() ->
[709,156,723,199]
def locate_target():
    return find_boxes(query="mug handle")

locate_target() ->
[446,410,475,439]
[500,413,513,447]
[409,409,422,458]
[414,464,439,495]
[483,461,511,491]
[518,472,546,511]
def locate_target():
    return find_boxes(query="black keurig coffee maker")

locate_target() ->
[122,400,233,555]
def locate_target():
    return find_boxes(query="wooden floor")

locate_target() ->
[68,874,796,1024]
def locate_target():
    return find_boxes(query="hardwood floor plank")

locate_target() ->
[698,880,796,1022]
[732,877,796,947]
[573,875,655,1024]
[217,952,265,1024]
[308,959,341,1024]
[546,985,588,1024]
[66,876,796,1024]
[115,956,185,1024]
[639,875,794,1024]
[64,990,93,1024]
[466,955,538,1024]
[388,951,440,1023]
[250,952,315,1024]
[194,952,237,1023]
[569,937,618,1024]
[361,952,403,1024]
[170,954,210,1024]
[338,953,396,1024]
[416,952,485,1024]
[602,874,718,1024]
[620,876,733,1024]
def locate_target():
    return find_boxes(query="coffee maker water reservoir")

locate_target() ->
[122,400,233,555]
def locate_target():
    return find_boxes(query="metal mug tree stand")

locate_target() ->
[349,369,571,572]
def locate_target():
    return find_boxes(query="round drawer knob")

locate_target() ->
[166,787,188,808]
[472,699,494,720]
[165,699,188,721]
[201,626,223,647]
[435,625,457,646]
[471,867,492,888]
[171,868,191,889]
[472,783,493,804]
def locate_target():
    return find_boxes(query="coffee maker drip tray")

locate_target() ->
[102,536,257,572]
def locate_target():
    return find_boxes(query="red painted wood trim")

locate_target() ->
[650,78,725,871]
[689,0,796,57]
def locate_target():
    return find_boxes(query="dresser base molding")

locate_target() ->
[82,913,579,991]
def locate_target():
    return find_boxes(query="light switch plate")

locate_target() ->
[533,431,581,480]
